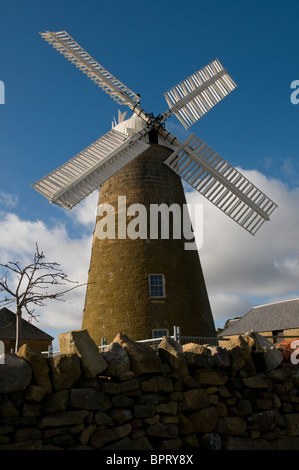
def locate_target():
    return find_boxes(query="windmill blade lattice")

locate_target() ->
[163,133,277,235]
[163,59,237,129]
[40,31,141,108]
[31,127,150,209]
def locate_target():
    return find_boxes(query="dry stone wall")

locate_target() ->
[0,329,299,451]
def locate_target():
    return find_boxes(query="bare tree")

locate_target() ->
[0,244,86,352]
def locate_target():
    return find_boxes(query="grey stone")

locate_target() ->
[59,329,107,378]
[158,337,189,378]
[113,333,163,376]
[18,344,52,393]
[208,345,231,368]
[182,343,213,368]
[38,410,89,428]
[0,354,32,393]
[48,354,81,391]
[146,423,178,439]
[69,388,112,411]
[101,342,130,377]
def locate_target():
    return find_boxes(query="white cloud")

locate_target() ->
[185,169,299,327]
[0,208,94,347]
[0,191,18,209]
[67,191,98,228]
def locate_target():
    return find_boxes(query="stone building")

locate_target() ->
[82,115,216,345]
[0,307,53,353]
[218,298,299,343]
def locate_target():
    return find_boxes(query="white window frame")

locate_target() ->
[148,274,166,298]
[152,328,169,339]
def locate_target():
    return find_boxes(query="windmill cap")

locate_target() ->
[113,113,147,136]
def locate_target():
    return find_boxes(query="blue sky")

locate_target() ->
[1,0,299,347]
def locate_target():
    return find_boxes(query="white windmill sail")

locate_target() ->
[31,128,150,210]
[164,133,277,235]
[35,29,277,235]
[40,31,141,108]
[163,59,237,129]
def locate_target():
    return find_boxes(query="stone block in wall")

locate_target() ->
[43,389,69,413]
[247,410,275,433]
[189,407,218,433]
[267,368,291,383]
[59,329,107,378]
[78,424,96,445]
[90,423,132,449]
[94,411,114,427]
[14,427,42,442]
[200,432,222,450]
[0,354,32,393]
[221,435,273,450]
[156,437,183,450]
[285,413,299,436]
[215,416,247,435]
[242,332,282,372]
[25,384,47,402]
[133,404,156,419]
[109,408,133,425]
[182,343,213,368]
[69,388,112,411]
[242,374,268,389]
[119,379,140,394]
[100,342,130,377]
[193,369,227,387]
[112,395,134,408]
[38,410,89,428]
[146,423,179,439]
[47,354,81,391]
[181,433,199,448]
[18,344,52,394]
[157,337,189,379]
[0,400,19,418]
[178,413,195,435]
[225,335,256,375]
[113,333,163,376]
[155,402,178,416]
[183,388,210,410]
[101,436,154,451]
[207,345,231,368]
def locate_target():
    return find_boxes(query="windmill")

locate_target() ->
[32,31,277,344]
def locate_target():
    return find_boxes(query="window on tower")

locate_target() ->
[149,274,165,298]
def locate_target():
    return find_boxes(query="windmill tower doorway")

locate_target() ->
[82,114,216,344]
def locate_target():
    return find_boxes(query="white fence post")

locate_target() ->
[174,326,181,345]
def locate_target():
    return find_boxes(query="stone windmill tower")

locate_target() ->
[32,31,277,344]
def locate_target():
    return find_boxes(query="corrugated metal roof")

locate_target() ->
[218,298,299,337]
[0,307,53,340]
